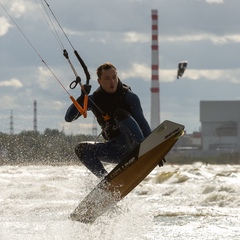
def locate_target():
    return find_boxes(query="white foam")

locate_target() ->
[0,164,240,239]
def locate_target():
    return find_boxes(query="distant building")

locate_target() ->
[172,131,202,157]
[171,100,240,159]
[200,100,240,152]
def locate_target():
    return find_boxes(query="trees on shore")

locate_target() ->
[0,129,97,165]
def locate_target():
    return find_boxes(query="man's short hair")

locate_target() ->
[96,62,116,79]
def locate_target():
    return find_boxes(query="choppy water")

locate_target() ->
[0,163,239,240]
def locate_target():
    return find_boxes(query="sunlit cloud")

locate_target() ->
[0,16,12,36]
[121,63,150,80]
[0,78,23,88]
[144,68,240,84]
[205,0,224,4]
[0,1,27,18]
[10,1,26,18]
[49,27,240,47]
[65,30,148,44]
[123,32,149,43]
[168,69,240,84]
[186,69,240,83]
[1,0,41,24]
[160,33,240,45]
[64,28,85,37]
[122,63,240,84]
[122,32,240,45]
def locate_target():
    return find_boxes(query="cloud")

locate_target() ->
[1,0,42,26]
[121,63,150,80]
[10,1,26,18]
[0,78,23,88]
[64,28,85,37]
[182,69,240,84]
[123,32,149,43]
[160,33,240,45]
[0,1,26,18]
[0,16,12,36]
[205,0,224,3]
[121,64,240,84]
[65,30,240,48]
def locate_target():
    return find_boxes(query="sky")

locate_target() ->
[1,0,240,136]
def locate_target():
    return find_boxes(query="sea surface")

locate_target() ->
[0,163,239,240]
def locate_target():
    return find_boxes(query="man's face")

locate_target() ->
[98,68,118,94]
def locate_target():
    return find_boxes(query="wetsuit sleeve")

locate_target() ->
[65,104,81,122]
[126,92,152,138]
[64,96,83,122]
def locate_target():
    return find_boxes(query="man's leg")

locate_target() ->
[75,140,124,178]
[114,109,145,151]
[75,142,108,178]
[74,109,145,178]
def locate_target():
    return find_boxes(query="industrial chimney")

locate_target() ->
[150,9,160,130]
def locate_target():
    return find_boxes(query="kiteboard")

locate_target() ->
[70,120,184,223]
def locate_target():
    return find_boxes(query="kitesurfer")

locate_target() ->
[65,62,151,178]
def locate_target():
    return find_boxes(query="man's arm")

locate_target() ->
[65,102,81,122]
[126,92,151,138]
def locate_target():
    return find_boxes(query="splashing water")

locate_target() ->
[0,163,240,239]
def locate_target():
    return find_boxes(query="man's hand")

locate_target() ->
[77,84,91,104]
[82,84,91,95]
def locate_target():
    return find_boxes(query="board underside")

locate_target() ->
[70,121,184,223]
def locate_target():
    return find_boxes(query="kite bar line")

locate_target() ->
[43,0,91,85]
[0,2,88,118]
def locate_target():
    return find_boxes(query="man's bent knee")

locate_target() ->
[75,142,91,159]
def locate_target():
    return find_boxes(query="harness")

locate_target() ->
[92,81,131,140]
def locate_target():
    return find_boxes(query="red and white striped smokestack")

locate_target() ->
[150,9,160,130]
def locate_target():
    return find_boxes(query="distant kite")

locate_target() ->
[177,61,188,79]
